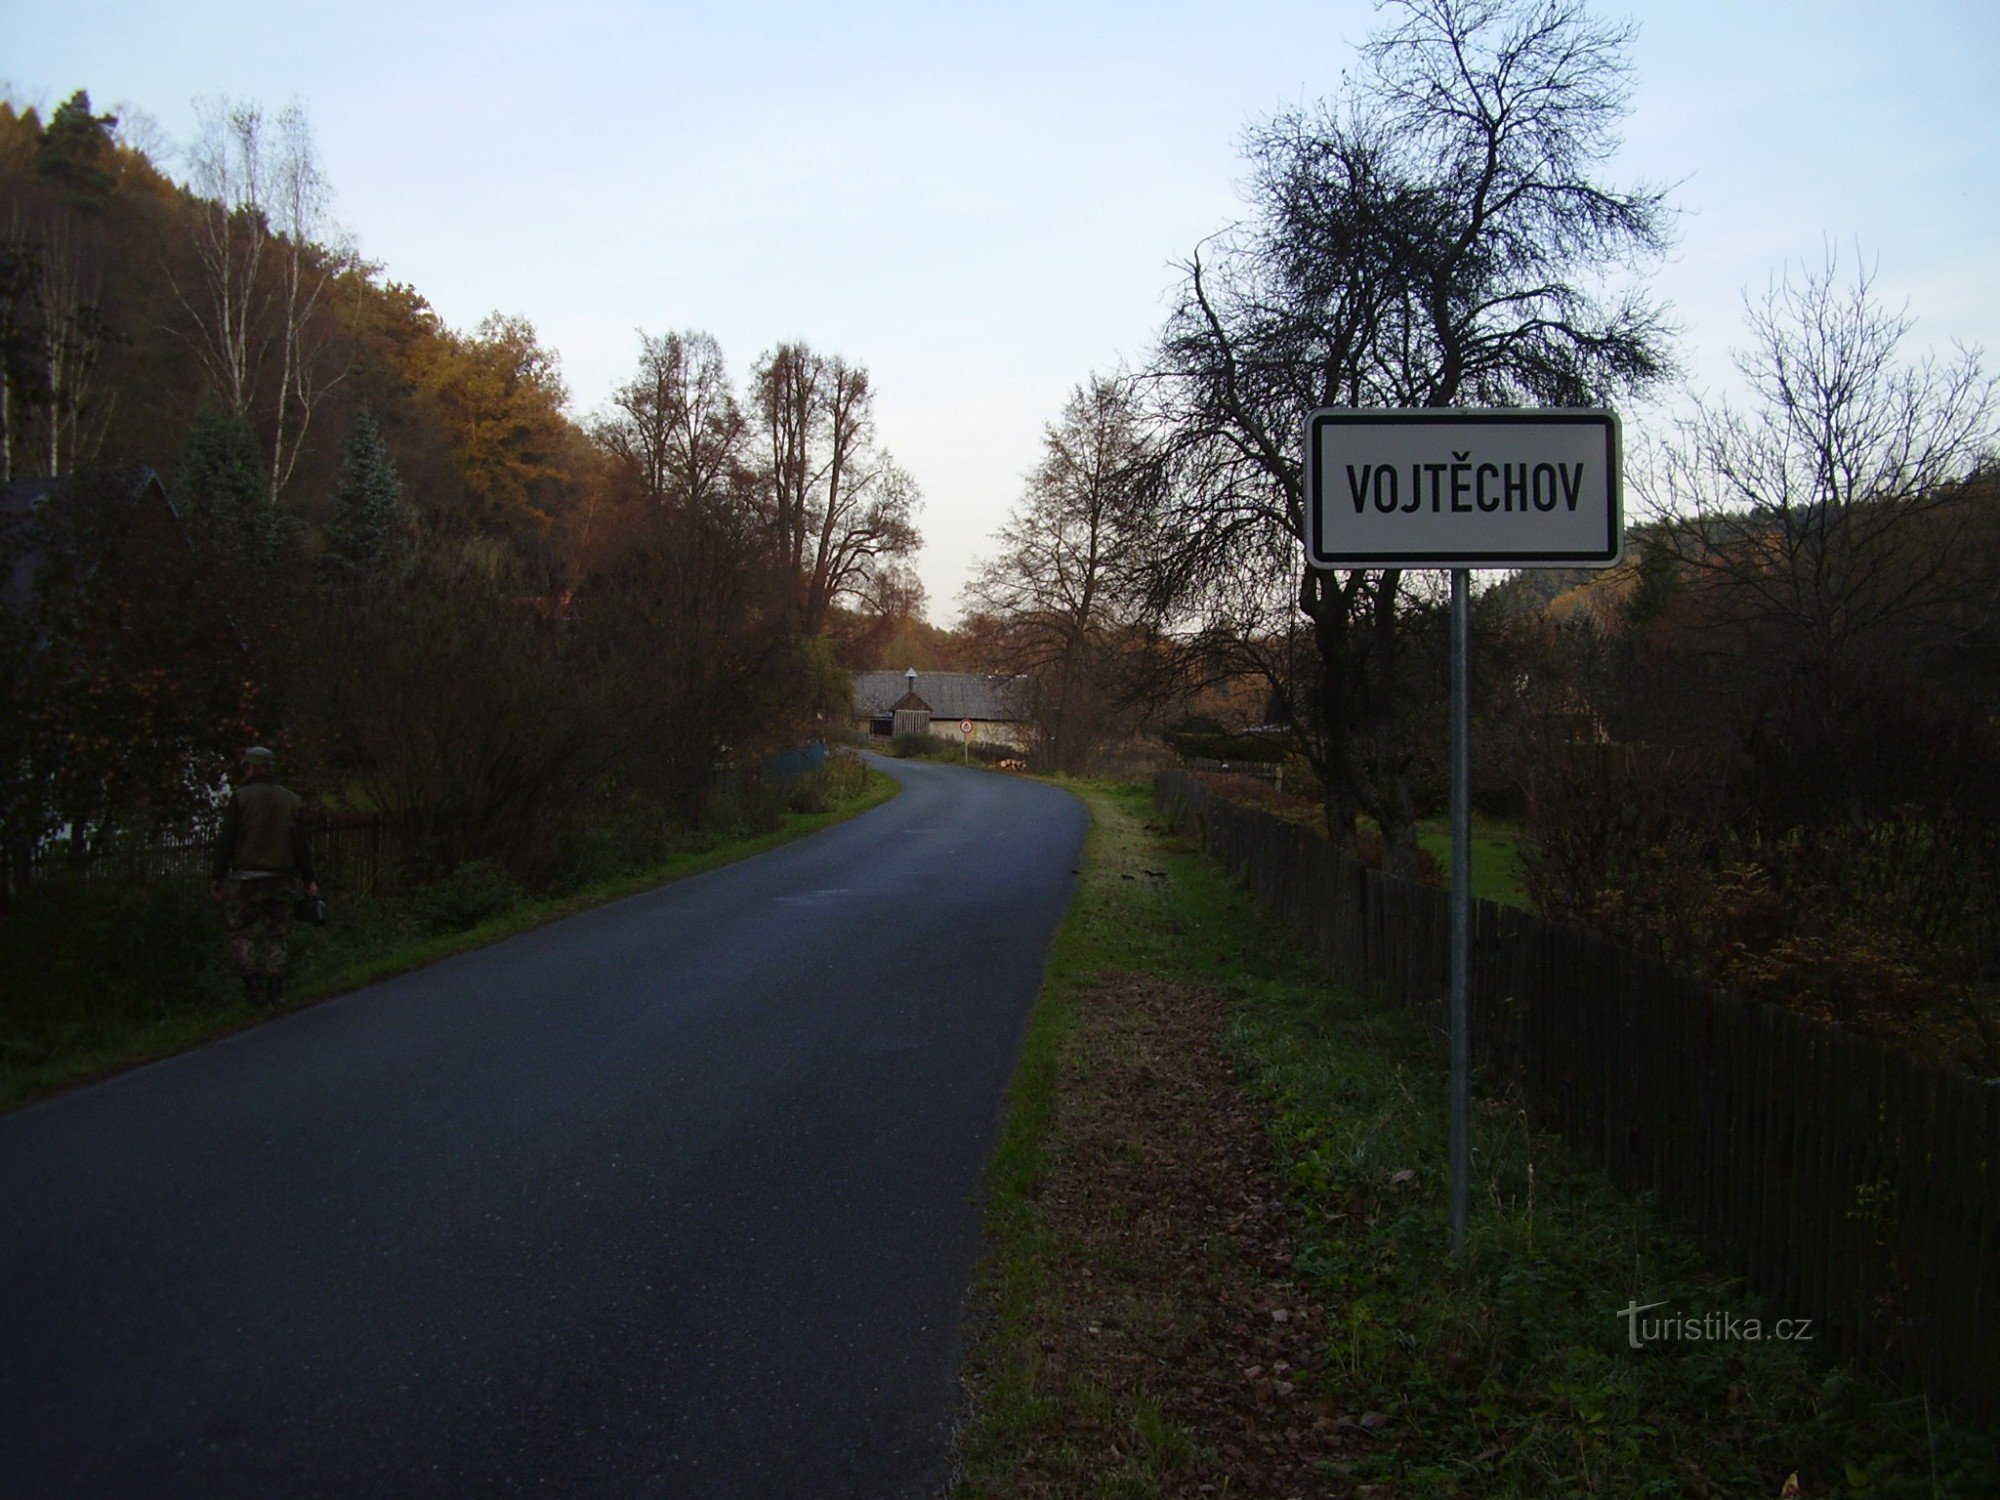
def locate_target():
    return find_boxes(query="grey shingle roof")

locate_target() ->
[852,670,1029,722]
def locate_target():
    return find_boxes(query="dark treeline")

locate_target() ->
[961,0,1999,1072]
[1,90,925,892]
[1491,252,2000,1072]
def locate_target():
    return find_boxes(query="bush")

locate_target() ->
[548,804,685,892]
[785,771,833,814]
[0,877,237,1050]
[1353,825,1446,887]
[717,786,786,840]
[1470,763,1529,820]
[285,889,415,978]
[819,747,871,797]
[890,731,954,759]
[1281,753,1323,803]
[771,745,877,816]
[411,860,522,934]
[1524,746,2000,1072]
[311,568,608,881]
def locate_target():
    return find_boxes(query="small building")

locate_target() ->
[852,668,1031,751]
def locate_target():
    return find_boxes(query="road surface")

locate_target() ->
[0,756,1087,1497]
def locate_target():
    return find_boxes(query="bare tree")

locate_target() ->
[1649,246,1998,667]
[264,103,349,504]
[595,329,744,511]
[35,216,111,476]
[1146,0,1674,872]
[750,342,920,637]
[0,232,46,483]
[963,375,1154,771]
[755,340,818,589]
[179,97,268,418]
[583,487,789,821]
[177,97,350,506]
[1634,247,2000,825]
[2,215,112,480]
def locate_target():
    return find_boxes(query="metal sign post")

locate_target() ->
[1305,408,1622,1259]
[1449,568,1472,1256]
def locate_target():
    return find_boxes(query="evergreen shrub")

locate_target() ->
[411,860,523,934]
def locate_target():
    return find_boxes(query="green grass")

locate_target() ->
[961,779,1278,1497]
[960,781,1997,1497]
[1236,972,1996,1495]
[978,782,1271,1224]
[1415,813,1531,909]
[0,769,898,1111]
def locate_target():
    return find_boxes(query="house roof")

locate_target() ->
[0,470,229,651]
[853,670,1029,722]
[3,470,182,620]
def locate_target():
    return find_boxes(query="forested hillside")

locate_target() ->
[1,90,924,882]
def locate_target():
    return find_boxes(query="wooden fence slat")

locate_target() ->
[1794,1021,1827,1343]
[1753,1004,1783,1304]
[1827,1019,1857,1348]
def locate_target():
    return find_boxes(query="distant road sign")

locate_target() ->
[1306,409,1621,569]
[960,719,973,736]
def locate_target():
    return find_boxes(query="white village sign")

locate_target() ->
[1306,408,1621,569]
[1304,407,1624,1256]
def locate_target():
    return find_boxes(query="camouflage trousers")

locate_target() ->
[222,877,295,978]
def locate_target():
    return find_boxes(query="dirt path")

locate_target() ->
[960,974,1372,1498]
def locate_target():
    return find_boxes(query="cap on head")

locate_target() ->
[242,746,276,767]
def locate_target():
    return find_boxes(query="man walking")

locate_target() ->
[210,746,318,1008]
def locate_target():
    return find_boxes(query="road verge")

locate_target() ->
[953,782,1994,1497]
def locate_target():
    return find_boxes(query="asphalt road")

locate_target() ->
[0,756,1087,1498]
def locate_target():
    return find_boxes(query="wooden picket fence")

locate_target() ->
[1154,769,2000,1424]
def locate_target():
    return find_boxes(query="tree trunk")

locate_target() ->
[1308,566,1424,875]
[1306,575,1361,861]
[1379,770,1423,881]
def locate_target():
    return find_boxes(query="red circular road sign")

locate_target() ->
[960,719,973,735]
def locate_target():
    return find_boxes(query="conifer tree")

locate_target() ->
[176,406,281,566]
[35,91,118,200]
[326,406,405,575]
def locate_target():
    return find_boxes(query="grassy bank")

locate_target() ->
[1174,767,1532,911]
[0,766,898,1111]
[1414,812,1530,909]
[956,781,1995,1497]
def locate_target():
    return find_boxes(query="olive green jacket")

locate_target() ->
[211,780,316,883]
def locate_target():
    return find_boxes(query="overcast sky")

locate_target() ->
[7,0,1997,618]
